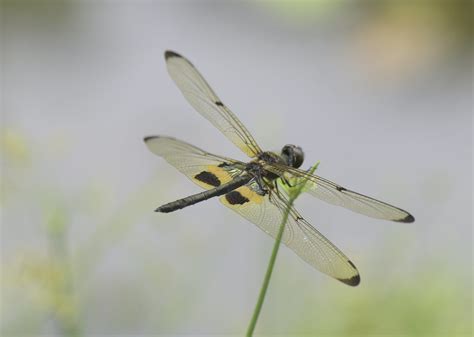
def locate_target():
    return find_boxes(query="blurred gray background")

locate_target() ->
[1,1,472,336]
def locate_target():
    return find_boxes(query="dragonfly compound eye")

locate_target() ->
[282,145,305,168]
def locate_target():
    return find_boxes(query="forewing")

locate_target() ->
[144,136,245,190]
[267,164,414,223]
[219,181,360,286]
[165,51,263,157]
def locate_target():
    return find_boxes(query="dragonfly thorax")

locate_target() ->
[257,151,284,164]
[281,144,304,168]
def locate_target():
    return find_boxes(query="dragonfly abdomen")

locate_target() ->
[156,175,252,213]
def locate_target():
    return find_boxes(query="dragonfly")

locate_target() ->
[144,50,414,287]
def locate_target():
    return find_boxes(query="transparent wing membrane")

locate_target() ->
[267,164,414,223]
[220,181,360,286]
[144,136,245,189]
[274,194,360,286]
[165,51,263,157]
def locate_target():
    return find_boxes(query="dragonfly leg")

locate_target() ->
[274,179,283,197]
[283,176,294,187]
[255,177,267,193]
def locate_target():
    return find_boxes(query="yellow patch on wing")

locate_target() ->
[208,165,233,183]
[221,185,264,207]
[236,185,264,204]
[240,145,258,158]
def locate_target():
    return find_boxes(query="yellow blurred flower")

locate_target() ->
[4,252,79,325]
[1,128,30,164]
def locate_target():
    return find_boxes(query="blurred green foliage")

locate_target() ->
[1,127,165,335]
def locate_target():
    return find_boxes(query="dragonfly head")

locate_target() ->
[281,144,304,168]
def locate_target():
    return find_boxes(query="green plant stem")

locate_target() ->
[245,196,292,337]
[246,163,319,337]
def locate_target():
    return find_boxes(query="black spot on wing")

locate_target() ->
[225,191,249,205]
[195,171,221,187]
[336,186,346,192]
[215,101,224,106]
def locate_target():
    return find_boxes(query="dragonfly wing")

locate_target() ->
[267,165,414,223]
[165,51,263,158]
[144,135,246,190]
[219,181,360,286]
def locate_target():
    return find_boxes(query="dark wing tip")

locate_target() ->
[395,213,415,223]
[338,260,360,286]
[339,274,360,287]
[144,135,160,143]
[165,50,182,60]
